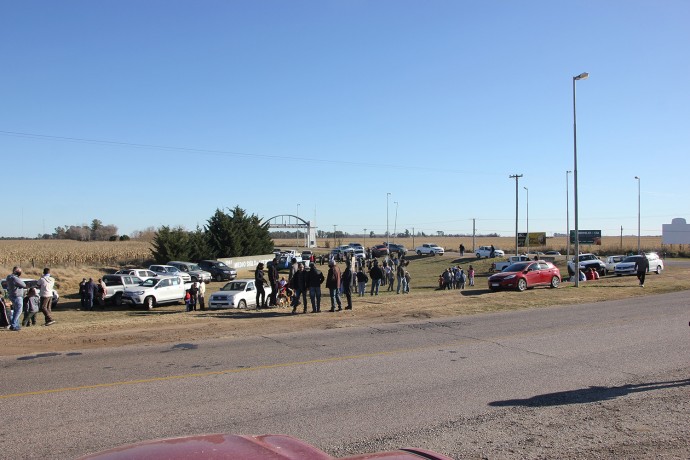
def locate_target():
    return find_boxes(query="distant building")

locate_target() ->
[662,217,690,245]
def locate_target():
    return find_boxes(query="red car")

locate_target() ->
[488,260,561,292]
[78,433,453,460]
[370,244,390,258]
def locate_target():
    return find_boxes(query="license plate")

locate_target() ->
[491,283,499,287]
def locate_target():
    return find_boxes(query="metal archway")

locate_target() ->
[264,214,317,248]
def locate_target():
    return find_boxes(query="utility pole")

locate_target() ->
[620,226,623,250]
[509,174,523,256]
[472,218,476,252]
[333,224,337,248]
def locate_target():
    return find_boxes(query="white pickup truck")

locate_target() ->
[491,255,532,272]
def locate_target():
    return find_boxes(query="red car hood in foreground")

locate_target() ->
[78,433,453,460]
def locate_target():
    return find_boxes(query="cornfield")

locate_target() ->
[0,240,153,268]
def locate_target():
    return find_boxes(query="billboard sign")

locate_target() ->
[518,232,547,247]
[569,229,602,245]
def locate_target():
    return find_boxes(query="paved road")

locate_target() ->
[1,291,688,459]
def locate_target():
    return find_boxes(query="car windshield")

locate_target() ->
[504,262,531,272]
[189,264,201,271]
[622,256,643,263]
[222,282,246,291]
[215,262,228,268]
[140,278,159,287]
[103,276,122,286]
[167,267,180,273]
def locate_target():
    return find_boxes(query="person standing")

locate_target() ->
[468,265,475,286]
[356,267,368,297]
[188,280,199,311]
[79,278,88,310]
[326,260,342,312]
[268,257,279,307]
[307,264,325,313]
[636,252,649,287]
[369,260,383,296]
[37,267,56,326]
[460,243,465,256]
[85,278,97,310]
[98,278,107,306]
[255,263,268,309]
[290,263,308,314]
[22,287,40,327]
[341,262,353,310]
[6,267,26,331]
[386,263,395,292]
[198,279,206,310]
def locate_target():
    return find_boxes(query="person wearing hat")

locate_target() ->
[325,260,342,312]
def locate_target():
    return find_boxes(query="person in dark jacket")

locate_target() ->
[268,257,279,307]
[290,263,308,314]
[6,267,26,331]
[307,265,325,313]
[341,262,353,310]
[85,278,97,311]
[636,252,649,287]
[368,260,383,296]
[255,263,268,308]
[325,260,342,312]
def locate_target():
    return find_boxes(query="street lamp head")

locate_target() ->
[567,170,572,174]
[524,186,528,191]
[635,176,640,180]
[574,72,589,80]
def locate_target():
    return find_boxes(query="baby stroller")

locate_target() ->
[277,285,293,308]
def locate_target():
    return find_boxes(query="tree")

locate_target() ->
[150,226,191,263]
[206,206,273,258]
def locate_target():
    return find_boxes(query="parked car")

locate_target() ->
[415,243,444,256]
[604,255,626,274]
[148,264,192,283]
[488,260,561,292]
[386,243,408,256]
[544,250,561,255]
[567,253,606,276]
[614,253,664,276]
[121,276,186,309]
[301,250,314,262]
[102,274,144,305]
[197,260,237,282]
[492,255,532,272]
[476,246,505,258]
[114,268,158,280]
[370,244,390,258]
[167,261,211,283]
[336,244,355,254]
[208,279,272,309]
[77,433,453,460]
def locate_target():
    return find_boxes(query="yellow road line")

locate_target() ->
[0,345,447,400]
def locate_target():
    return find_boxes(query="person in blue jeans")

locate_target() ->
[307,265,325,312]
[6,267,27,331]
[369,260,383,296]
[325,260,342,312]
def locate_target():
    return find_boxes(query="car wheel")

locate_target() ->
[215,274,223,282]
[616,273,622,277]
[517,279,527,292]
[476,254,481,259]
[550,276,560,288]
[112,292,123,306]
[416,250,422,256]
[655,265,662,274]
[238,299,247,309]
[145,296,155,310]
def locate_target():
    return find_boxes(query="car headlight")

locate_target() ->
[504,275,516,280]
[133,291,145,295]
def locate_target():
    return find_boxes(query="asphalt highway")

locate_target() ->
[1,290,688,459]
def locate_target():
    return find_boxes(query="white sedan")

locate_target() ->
[415,243,445,256]
[208,279,272,309]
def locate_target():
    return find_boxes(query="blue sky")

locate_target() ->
[2,1,688,238]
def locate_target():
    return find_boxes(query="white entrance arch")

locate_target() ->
[264,215,317,248]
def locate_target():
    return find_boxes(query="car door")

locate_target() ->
[523,262,543,285]
[155,278,172,302]
[245,281,256,307]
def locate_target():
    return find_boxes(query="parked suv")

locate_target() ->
[476,246,505,258]
[122,276,186,310]
[148,264,192,283]
[197,260,237,282]
[114,268,158,280]
[567,253,606,275]
[167,261,211,283]
[415,243,445,256]
[386,243,408,257]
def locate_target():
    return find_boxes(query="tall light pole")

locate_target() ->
[363,228,367,250]
[635,176,641,253]
[393,201,398,242]
[333,224,337,248]
[386,192,391,248]
[509,174,523,256]
[296,203,300,248]
[524,186,529,255]
[573,71,589,287]
[566,170,571,260]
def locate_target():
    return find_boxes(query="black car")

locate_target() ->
[197,260,237,282]
[386,243,408,257]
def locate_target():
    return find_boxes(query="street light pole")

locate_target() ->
[296,203,300,248]
[573,71,589,287]
[524,186,529,255]
[386,192,391,248]
[393,201,398,243]
[635,176,641,253]
[566,170,571,260]
[509,174,523,256]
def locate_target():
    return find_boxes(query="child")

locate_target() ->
[22,287,40,327]
[184,290,192,312]
[468,265,475,286]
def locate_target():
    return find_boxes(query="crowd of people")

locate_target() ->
[255,252,412,315]
[438,265,475,290]
[2,266,58,331]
